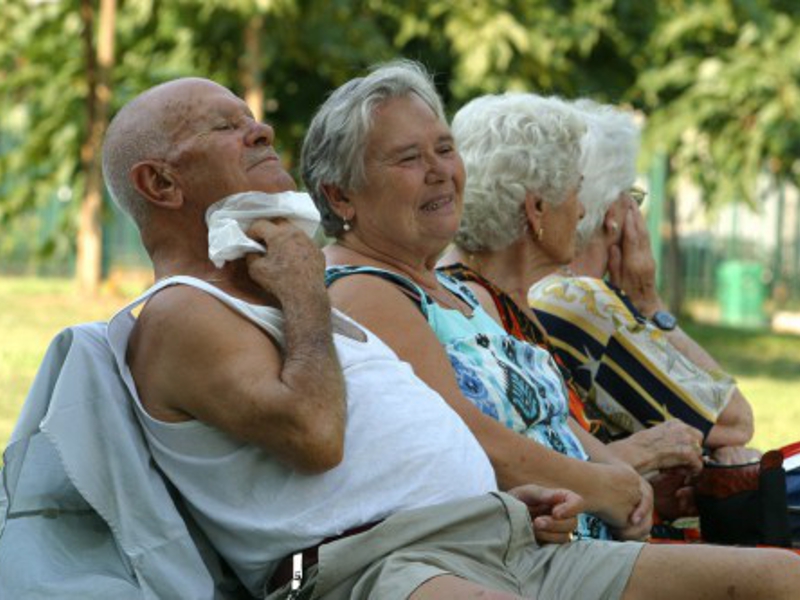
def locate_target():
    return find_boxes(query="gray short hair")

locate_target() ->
[452,93,586,253]
[101,81,178,230]
[300,59,447,237]
[571,99,640,248]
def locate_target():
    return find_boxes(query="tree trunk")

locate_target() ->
[77,0,115,294]
[664,177,683,315]
[241,14,264,122]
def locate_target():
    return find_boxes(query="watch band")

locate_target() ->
[651,310,677,331]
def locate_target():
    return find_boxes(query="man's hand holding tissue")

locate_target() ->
[245,218,330,317]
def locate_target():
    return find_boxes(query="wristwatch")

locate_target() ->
[650,310,677,331]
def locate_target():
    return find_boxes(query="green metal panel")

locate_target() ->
[716,260,767,328]
[647,152,667,289]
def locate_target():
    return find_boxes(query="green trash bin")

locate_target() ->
[716,260,767,327]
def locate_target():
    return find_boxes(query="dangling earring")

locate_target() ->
[342,219,351,232]
[536,227,544,241]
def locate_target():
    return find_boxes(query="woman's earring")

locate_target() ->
[536,227,544,241]
[609,221,619,235]
[342,219,351,232]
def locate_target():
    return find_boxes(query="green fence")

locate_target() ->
[716,260,767,328]
[1,194,148,277]
[671,232,795,328]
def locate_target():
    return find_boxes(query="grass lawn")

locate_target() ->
[682,321,800,451]
[0,276,150,451]
[1,276,798,455]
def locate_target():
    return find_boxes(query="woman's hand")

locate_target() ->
[509,484,584,544]
[607,203,662,317]
[610,420,705,475]
[611,474,655,541]
[568,419,652,539]
[707,445,762,465]
[580,461,653,540]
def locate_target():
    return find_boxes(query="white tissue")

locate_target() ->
[206,191,321,268]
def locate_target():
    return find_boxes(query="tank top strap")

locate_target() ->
[107,275,285,374]
[325,265,480,319]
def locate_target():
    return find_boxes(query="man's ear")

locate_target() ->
[321,183,353,221]
[129,160,184,210]
[523,192,546,232]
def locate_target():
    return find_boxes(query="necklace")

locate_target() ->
[558,265,577,278]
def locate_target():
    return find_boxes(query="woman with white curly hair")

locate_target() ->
[531,99,756,462]
[437,94,742,520]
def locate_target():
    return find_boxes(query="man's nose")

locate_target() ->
[246,120,275,146]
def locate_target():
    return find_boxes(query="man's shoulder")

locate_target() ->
[133,283,268,356]
[136,285,221,329]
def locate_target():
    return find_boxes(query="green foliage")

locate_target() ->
[380,0,632,100]
[0,0,86,242]
[637,0,800,208]
[2,0,800,269]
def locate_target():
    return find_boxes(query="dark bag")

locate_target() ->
[695,449,792,547]
[784,442,800,544]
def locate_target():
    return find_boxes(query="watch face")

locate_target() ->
[652,310,677,331]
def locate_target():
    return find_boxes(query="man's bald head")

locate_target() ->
[102,77,229,229]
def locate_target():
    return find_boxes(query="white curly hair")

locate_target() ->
[452,92,586,253]
[570,99,641,248]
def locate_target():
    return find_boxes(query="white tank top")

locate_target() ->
[107,276,497,597]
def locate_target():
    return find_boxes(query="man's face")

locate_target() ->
[161,80,296,208]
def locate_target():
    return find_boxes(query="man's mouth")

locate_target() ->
[247,152,279,169]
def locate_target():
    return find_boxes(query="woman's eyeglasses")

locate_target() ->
[628,186,648,206]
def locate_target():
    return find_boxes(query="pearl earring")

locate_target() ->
[343,219,351,232]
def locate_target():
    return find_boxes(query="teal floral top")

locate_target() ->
[326,265,611,540]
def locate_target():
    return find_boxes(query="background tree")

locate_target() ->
[77,0,116,294]
[633,0,800,309]
[1,0,799,305]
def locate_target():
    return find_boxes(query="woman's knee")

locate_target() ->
[624,544,800,600]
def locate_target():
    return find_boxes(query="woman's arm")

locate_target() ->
[608,205,754,448]
[465,274,705,478]
[607,421,705,475]
[328,273,647,535]
[656,331,754,448]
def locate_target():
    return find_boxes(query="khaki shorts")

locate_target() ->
[266,492,643,600]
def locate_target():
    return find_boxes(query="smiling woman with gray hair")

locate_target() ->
[302,60,448,239]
